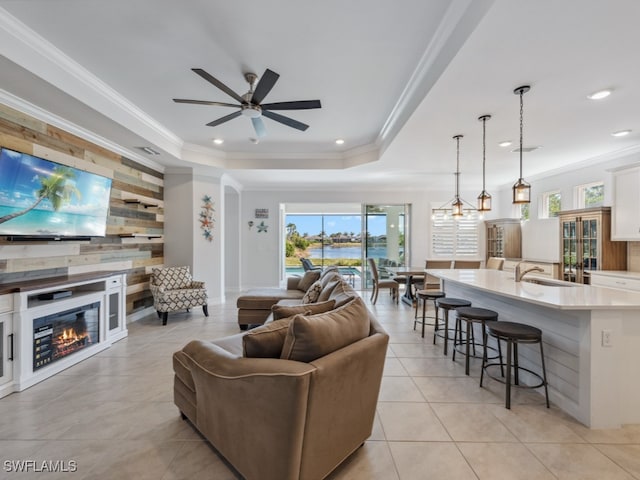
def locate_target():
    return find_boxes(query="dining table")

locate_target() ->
[385,266,425,306]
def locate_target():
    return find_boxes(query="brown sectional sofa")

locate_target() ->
[236,268,342,329]
[173,291,388,480]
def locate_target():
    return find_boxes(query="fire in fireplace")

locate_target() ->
[33,302,100,370]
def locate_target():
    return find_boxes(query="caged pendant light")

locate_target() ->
[477,114,492,212]
[512,85,531,204]
[431,135,477,220]
[451,134,464,217]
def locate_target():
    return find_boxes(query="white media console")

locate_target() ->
[0,272,127,399]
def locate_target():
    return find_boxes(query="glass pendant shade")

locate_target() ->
[512,177,531,203]
[452,197,463,217]
[477,190,492,211]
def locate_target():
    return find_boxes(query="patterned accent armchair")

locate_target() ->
[150,266,209,325]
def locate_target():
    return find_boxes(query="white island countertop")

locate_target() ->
[427,268,640,310]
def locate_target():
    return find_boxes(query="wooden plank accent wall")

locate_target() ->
[0,103,164,316]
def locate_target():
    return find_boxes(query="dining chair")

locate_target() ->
[453,260,482,269]
[367,258,399,304]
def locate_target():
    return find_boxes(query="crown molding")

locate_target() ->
[377,0,495,156]
[0,89,165,173]
[0,7,183,157]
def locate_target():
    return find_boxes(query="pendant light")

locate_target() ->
[451,134,464,217]
[477,114,492,211]
[512,85,531,204]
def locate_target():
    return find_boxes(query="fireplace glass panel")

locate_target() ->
[33,302,100,371]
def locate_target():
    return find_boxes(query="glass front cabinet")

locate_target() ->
[558,207,627,284]
[485,218,522,261]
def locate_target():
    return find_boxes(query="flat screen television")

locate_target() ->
[0,147,112,238]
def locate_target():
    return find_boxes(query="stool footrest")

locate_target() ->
[482,363,546,390]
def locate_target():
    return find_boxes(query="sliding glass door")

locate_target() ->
[363,204,410,288]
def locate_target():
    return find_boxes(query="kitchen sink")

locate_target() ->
[521,278,577,287]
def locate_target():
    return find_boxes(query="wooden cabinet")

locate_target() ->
[612,166,640,240]
[485,219,521,261]
[558,207,626,284]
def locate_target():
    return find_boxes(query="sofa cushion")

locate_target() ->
[280,297,370,362]
[236,288,305,309]
[272,299,336,320]
[297,270,321,292]
[317,279,340,302]
[319,271,341,289]
[301,280,323,303]
[329,280,358,307]
[242,318,299,358]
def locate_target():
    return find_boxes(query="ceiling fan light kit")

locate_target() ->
[173,68,321,138]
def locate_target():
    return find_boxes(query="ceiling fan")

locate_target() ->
[173,68,322,138]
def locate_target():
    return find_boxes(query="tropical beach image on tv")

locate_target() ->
[0,148,112,237]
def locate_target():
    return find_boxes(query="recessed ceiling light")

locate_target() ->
[213,138,224,145]
[250,137,260,144]
[611,129,631,137]
[335,139,345,145]
[587,89,612,100]
[498,141,512,147]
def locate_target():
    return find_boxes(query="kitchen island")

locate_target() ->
[428,268,640,429]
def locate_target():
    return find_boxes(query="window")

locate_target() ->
[541,191,561,218]
[576,181,604,208]
[431,205,479,257]
[520,203,530,221]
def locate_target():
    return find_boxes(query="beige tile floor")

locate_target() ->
[1,291,640,479]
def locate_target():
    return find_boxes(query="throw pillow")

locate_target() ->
[280,297,370,362]
[297,270,321,292]
[319,271,341,289]
[271,299,336,320]
[243,317,302,358]
[317,279,340,302]
[301,280,323,303]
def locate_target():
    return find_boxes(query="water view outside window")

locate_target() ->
[285,214,364,272]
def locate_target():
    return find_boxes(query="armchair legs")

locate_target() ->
[158,305,209,325]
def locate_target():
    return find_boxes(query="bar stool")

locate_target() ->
[413,289,445,338]
[452,306,500,376]
[433,298,471,355]
[481,321,550,409]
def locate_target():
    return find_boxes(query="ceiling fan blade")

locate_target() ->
[252,117,267,138]
[262,110,309,131]
[251,69,280,104]
[261,100,322,110]
[192,68,246,104]
[206,110,242,127]
[173,99,240,107]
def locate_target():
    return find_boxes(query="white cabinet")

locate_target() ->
[0,295,14,393]
[612,166,640,240]
[590,272,640,292]
[106,276,127,342]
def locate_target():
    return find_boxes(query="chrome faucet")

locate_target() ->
[514,263,544,282]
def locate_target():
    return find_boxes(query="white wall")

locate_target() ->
[239,187,490,288]
[164,170,224,304]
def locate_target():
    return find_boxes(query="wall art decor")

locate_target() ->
[199,195,215,242]
[255,208,269,219]
[256,221,268,233]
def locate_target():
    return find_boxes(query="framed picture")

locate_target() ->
[255,208,269,219]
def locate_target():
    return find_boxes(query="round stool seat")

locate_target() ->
[452,306,499,375]
[481,321,549,410]
[487,321,541,341]
[456,306,499,322]
[436,297,471,309]
[416,290,445,299]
